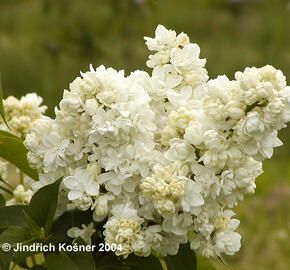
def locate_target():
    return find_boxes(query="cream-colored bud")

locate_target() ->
[88,161,101,179]
[214,216,230,232]
[84,99,99,116]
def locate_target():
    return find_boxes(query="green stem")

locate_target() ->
[159,258,168,270]
[0,177,14,190]
[0,185,13,195]
[19,171,24,185]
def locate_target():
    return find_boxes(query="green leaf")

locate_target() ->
[0,205,28,228]
[30,265,48,270]
[0,194,5,207]
[45,253,78,270]
[65,237,96,270]
[95,253,130,270]
[196,256,216,270]
[0,249,13,270]
[0,226,37,267]
[23,210,43,239]
[0,226,34,248]
[45,238,97,270]
[0,130,38,180]
[125,254,163,270]
[0,130,20,140]
[96,266,130,270]
[28,178,62,232]
[50,208,93,244]
[0,74,9,129]
[165,243,197,270]
[96,253,162,270]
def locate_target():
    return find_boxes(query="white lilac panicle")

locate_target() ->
[22,25,290,259]
[0,93,47,138]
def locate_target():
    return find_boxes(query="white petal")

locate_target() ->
[63,176,78,189]
[68,190,82,201]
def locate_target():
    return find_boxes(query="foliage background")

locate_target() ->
[0,0,289,269]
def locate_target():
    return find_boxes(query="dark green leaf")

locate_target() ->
[50,208,93,244]
[0,131,38,180]
[23,210,43,238]
[0,227,34,247]
[165,243,197,270]
[45,238,97,270]
[125,254,163,270]
[28,178,62,232]
[0,74,9,129]
[30,265,48,270]
[0,205,28,228]
[45,253,78,270]
[96,253,162,270]
[66,237,96,270]
[0,249,13,270]
[96,266,130,270]
[95,253,130,270]
[0,226,35,266]
[0,194,5,207]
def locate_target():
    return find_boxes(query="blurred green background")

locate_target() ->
[0,0,289,269]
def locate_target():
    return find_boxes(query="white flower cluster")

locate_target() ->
[6,184,33,206]
[24,25,290,259]
[1,93,47,138]
[0,94,46,205]
[0,160,33,206]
